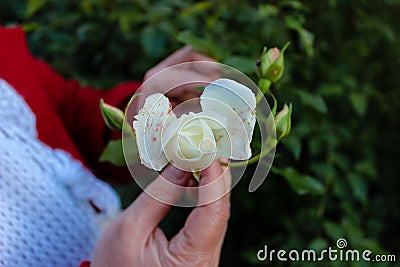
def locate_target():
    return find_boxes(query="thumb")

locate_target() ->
[123,165,191,235]
[170,162,231,255]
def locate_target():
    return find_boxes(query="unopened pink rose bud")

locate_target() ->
[259,42,290,84]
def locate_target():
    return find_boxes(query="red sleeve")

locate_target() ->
[79,261,91,267]
[0,25,141,182]
[33,58,141,174]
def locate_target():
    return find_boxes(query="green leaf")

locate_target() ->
[297,91,328,114]
[311,162,336,178]
[348,172,367,204]
[349,92,368,116]
[358,239,387,255]
[281,0,307,10]
[180,2,212,17]
[309,238,328,252]
[141,26,166,58]
[282,135,302,160]
[258,4,279,18]
[323,221,344,240]
[177,31,225,60]
[273,167,325,195]
[224,56,256,74]
[25,0,47,18]
[177,31,209,54]
[298,27,315,56]
[355,160,377,179]
[99,139,126,167]
[284,15,314,56]
[284,14,306,29]
[318,84,344,96]
[22,22,40,32]
[80,0,93,15]
[118,14,132,35]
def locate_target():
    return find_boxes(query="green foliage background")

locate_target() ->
[1,0,399,266]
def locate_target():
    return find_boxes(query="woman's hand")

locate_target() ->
[91,161,231,267]
[136,46,220,111]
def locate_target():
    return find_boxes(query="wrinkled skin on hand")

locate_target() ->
[91,161,231,267]
[137,46,220,111]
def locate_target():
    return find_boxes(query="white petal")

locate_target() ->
[200,78,256,160]
[179,135,201,159]
[162,112,196,148]
[197,111,231,159]
[133,93,175,171]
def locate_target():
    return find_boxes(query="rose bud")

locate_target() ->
[100,99,124,131]
[275,103,292,140]
[260,42,290,83]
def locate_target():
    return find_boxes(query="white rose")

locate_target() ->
[162,112,228,171]
[133,78,256,172]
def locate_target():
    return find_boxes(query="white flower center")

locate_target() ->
[177,118,217,161]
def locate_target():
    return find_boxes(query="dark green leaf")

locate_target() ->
[99,139,126,167]
[25,0,47,18]
[274,167,325,195]
[318,84,344,96]
[348,172,368,204]
[141,26,166,58]
[180,2,212,17]
[349,92,368,116]
[297,91,328,114]
[282,134,302,159]
[258,4,279,18]
[323,221,344,240]
[224,56,256,74]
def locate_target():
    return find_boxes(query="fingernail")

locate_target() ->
[162,165,191,186]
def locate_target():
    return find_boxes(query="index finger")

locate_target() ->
[123,165,191,236]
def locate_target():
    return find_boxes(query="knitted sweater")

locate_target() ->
[0,26,140,266]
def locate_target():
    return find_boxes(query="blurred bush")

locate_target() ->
[1,0,399,266]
